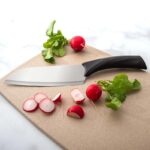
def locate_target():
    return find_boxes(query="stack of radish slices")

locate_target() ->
[23,92,61,114]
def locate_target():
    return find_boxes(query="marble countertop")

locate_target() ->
[0,0,150,149]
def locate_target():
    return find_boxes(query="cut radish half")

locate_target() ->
[34,92,48,103]
[39,98,55,113]
[52,93,61,103]
[67,105,84,119]
[23,98,38,112]
[71,89,85,104]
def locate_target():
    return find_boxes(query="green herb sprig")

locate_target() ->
[42,20,68,63]
[97,73,141,110]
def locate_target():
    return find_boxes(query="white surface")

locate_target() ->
[0,0,150,149]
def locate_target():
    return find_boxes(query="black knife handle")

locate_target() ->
[82,56,147,77]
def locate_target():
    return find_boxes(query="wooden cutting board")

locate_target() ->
[1,46,150,150]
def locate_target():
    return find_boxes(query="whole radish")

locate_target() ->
[70,36,85,52]
[86,84,102,101]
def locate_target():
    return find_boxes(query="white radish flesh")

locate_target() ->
[67,112,81,119]
[52,93,61,103]
[39,98,55,113]
[71,89,85,104]
[34,92,48,103]
[23,98,38,112]
[67,105,84,119]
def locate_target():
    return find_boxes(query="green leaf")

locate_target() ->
[53,41,59,47]
[106,98,122,110]
[113,93,126,102]
[131,79,141,90]
[52,49,59,56]
[97,73,141,110]
[43,41,50,48]
[97,80,110,91]
[57,30,62,35]
[58,48,65,57]
[43,39,55,48]
[42,48,55,63]
[52,48,65,57]
[46,20,56,37]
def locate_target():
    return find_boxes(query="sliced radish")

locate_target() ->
[71,89,85,104]
[52,93,61,103]
[67,105,84,119]
[39,98,55,113]
[23,98,38,112]
[34,92,48,103]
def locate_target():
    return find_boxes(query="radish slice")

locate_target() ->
[39,98,55,113]
[67,105,84,119]
[71,89,85,104]
[52,93,61,103]
[34,92,48,103]
[23,98,38,112]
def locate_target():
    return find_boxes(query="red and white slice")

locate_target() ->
[52,93,61,103]
[39,98,55,113]
[71,89,85,104]
[67,105,84,119]
[23,98,38,112]
[34,92,48,103]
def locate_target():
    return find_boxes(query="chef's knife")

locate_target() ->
[5,56,147,86]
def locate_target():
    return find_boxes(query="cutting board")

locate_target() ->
[1,46,150,150]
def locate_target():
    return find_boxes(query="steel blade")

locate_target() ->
[5,65,86,86]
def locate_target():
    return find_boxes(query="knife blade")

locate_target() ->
[5,56,147,86]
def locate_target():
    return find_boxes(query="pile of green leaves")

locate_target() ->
[42,20,68,63]
[97,73,141,110]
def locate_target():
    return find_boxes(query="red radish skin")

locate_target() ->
[23,98,38,112]
[86,84,102,101]
[70,36,85,52]
[39,98,55,113]
[71,89,85,104]
[67,105,84,119]
[52,93,61,103]
[34,92,48,103]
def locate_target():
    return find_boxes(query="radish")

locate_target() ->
[71,89,85,104]
[67,105,84,119]
[23,98,38,112]
[52,93,61,103]
[39,98,55,113]
[34,92,48,103]
[86,84,102,101]
[70,36,85,52]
